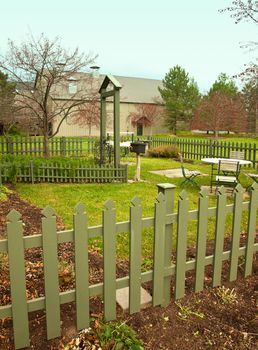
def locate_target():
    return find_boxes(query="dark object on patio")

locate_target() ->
[130,141,147,155]
[215,160,240,191]
[179,153,201,189]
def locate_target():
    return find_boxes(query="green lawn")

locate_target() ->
[13,155,256,262]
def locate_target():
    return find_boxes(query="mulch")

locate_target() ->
[0,185,257,350]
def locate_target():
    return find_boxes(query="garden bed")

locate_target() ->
[0,186,257,349]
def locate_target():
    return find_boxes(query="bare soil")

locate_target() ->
[0,185,257,350]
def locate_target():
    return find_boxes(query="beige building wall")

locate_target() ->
[53,102,167,137]
[53,101,167,137]
[51,74,169,137]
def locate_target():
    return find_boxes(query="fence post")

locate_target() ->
[129,196,142,313]
[30,160,34,184]
[157,183,176,306]
[60,137,66,156]
[7,210,30,349]
[209,139,213,157]
[195,188,209,292]
[229,184,244,282]
[213,186,227,287]
[103,199,116,321]
[253,143,257,169]
[245,182,258,277]
[153,192,166,306]
[7,136,14,154]
[175,190,188,300]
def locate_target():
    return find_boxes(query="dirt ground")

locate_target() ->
[0,186,257,350]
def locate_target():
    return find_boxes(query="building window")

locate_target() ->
[68,83,77,94]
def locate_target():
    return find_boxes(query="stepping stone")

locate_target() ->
[116,287,152,311]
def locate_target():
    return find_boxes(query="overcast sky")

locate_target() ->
[0,0,257,93]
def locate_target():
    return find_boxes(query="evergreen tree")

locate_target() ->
[158,65,200,134]
[208,73,238,96]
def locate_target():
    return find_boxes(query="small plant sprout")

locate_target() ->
[216,286,238,304]
[175,302,204,320]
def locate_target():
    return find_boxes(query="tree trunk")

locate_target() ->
[43,133,50,157]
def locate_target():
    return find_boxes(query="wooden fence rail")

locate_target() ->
[0,182,257,349]
[0,162,128,184]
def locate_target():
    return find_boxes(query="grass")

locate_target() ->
[13,155,255,261]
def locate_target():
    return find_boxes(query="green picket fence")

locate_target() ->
[0,161,128,184]
[0,183,257,349]
[0,136,96,157]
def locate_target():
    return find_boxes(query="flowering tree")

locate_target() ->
[191,91,248,138]
[71,97,100,136]
[129,103,163,136]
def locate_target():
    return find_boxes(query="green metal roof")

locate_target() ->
[99,74,122,92]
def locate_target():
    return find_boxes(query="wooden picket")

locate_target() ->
[0,183,257,349]
[74,203,90,330]
[129,196,142,314]
[175,191,188,300]
[103,200,117,321]
[153,192,166,306]
[6,210,30,349]
[42,207,61,339]
[213,187,227,287]
[229,184,244,281]
[244,183,258,277]
[195,188,209,292]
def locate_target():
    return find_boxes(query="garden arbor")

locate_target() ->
[99,75,122,167]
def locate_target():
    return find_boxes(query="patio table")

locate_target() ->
[201,157,252,192]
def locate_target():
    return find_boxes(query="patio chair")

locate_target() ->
[230,150,245,160]
[179,153,201,189]
[215,159,240,191]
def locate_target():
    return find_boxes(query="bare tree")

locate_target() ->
[220,1,258,133]
[220,0,258,24]
[0,34,97,156]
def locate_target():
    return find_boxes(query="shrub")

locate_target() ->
[148,145,179,158]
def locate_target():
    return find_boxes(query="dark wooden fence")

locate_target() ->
[144,137,257,168]
[0,136,96,157]
[0,183,257,349]
[0,136,257,168]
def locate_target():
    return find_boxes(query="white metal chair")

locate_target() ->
[215,160,240,191]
